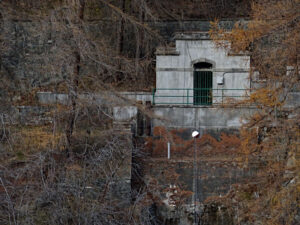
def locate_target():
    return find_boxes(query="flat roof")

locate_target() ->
[174,32,211,40]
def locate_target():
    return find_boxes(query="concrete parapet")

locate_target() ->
[36,91,153,105]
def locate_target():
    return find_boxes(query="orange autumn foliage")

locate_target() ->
[150,127,241,157]
[209,1,300,224]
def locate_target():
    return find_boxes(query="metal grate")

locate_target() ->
[194,71,213,105]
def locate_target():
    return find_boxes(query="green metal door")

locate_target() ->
[194,71,212,105]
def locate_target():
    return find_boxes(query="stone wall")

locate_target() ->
[149,20,244,41]
[0,18,242,91]
[0,19,154,90]
[143,126,260,225]
[153,106,256,129]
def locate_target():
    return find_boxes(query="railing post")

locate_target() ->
[187,89,189,104]
[152,88,156,105]
[222,89,224,104]
[149,88,248,106]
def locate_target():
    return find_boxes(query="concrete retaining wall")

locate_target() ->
[153,106,256,129]
[36,91,153,105]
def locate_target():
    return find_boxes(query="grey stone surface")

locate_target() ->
[153,106,256,129]
[0,19,245,91]
[148,20,245,41]
[113,106,138,122]
[0,21,63,88]
[283,92,300,110]
[148,155,257,225]
[16,105,52,125]
[119,92,153,103]
[36,91,153,105]
[37,92,69,105]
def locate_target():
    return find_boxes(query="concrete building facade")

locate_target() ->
[152,32,255,131]
[154,32,250,106]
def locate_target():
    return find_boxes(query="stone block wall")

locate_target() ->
[0,18,242,91]
[143,126,260,225]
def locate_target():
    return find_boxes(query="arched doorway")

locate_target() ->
[193,62,213,105]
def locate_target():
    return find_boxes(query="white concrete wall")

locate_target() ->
[113,106,138,122]
[37,91,153,105]
[156,37,250,105]
[153,106,256,129]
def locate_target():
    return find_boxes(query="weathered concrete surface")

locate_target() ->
[113,106,138,122]
[121,92,153,103]
[283,92,300,110]
[153,106,256,129]
[36,91,153,105]
[146,126,248,200]
[16,106,52,125]
[149,20,245,41]
[144,127,258,225]
[148,157,254,201]
[0,19,156,90]
[0,19,245,92]
[36,92,69,105]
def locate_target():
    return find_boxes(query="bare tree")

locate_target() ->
[210,0,300,224]
[0,0,163,224]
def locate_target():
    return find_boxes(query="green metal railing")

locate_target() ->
[152,88,250,105]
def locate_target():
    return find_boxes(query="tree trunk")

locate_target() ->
[66,0,85,157]
[117,0,126,55]
[135,3,145,79]
[116,0,126,83]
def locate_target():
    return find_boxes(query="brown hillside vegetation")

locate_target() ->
[210,0,300,224]
[0,0,299,225]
